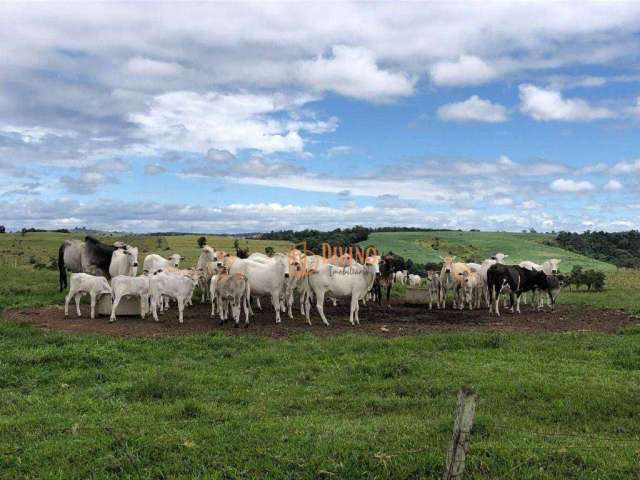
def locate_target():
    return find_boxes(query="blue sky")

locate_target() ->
[1,2,640,233]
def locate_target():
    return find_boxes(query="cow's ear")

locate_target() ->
[439,256,444,261]
[557,259,562,264]
[504,254,509,258]
[180,256,185,260]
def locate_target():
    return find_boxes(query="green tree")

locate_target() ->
[265,246,275,257]
[197,236,207,248]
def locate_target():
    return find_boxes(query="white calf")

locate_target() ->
[150,271,200,324]
[110,275,151,323]
[64,273,112,320]
[209,272,251,326]
[408,274,422,287]
[143,253,184,275]
[460,270,481,310]
[426,271,444,310]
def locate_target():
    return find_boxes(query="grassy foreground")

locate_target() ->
[1,323,639,479]
[363,231,616,272]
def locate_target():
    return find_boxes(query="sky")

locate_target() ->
[2,2,640,233]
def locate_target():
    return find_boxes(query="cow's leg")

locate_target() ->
[509,293,515,313]
[349,295,358,326]
[315,290,330,326]
[304,292,312,325]
[140,294,148,319]
[90,293,97,320]
[151,295,160,322]
[64,290,74,318]
[177,297,185,324]
[256,297,262,310]
[271,293,281,324]
[110,294,121,323]
[75,293,82,317]
[516,294,522,314]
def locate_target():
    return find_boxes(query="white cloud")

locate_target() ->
[60,172,114,195]
[437,95,507,122]
[519,84,614,121]
[430,55,498,86]
[603,179,623,191]
[129,91,332,154]
[612,159,640,174]
[125,57,184,77]
[549,178,596,193]
[297,46,415,102]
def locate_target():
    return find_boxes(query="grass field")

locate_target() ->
[1,323,639,479]
[1,231,640,478]
[363,231,616,272]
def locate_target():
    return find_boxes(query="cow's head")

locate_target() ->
[201,245,218,263]
[167,253,184,267]
[440,256,456,274]
[365,255,381,276]
[491,253,508,263]
[125,246,139,268]
[547,258,561,274]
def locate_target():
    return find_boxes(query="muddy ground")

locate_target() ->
[3,299,639,338]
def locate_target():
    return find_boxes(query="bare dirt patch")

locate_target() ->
[3,300,639,338]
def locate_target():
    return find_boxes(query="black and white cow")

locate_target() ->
[486,264,561,316]
[58,236,131,291]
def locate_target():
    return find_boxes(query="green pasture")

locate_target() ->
[363,231,616,272]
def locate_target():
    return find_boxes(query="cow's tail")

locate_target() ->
[58,243,67,291]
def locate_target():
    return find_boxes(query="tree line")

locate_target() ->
[556,230,640,268]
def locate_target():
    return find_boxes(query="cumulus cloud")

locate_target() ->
[549,178,596,193]
[603,179,623,191]
[437,95,507,122]
[60,172,115,195]
[297,46,415,102]
[612,159,640,174]
[519,84,615,121]
[327,145,353,157]
[430,55,498,86]
[129,91,333,154]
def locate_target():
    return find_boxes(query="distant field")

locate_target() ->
[363,231,616,272]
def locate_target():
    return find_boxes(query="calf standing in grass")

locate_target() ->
[64,273,112,320]
[110,274,151,323]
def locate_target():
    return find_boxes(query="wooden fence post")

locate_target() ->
[443,386,477,480]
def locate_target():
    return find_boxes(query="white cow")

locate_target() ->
[109,274,150,323]
[440,256,471,309]
[195,246,224,302]
[64,273,112,320]
[247,252,300,319]
[150,270,201,324]
[143,253,184,275]
[307,256,381,326]
[519,259,561,275]
[109,248,139,278]
[408,274,422,287]
[466,262,482,272]
[225,256,289,323]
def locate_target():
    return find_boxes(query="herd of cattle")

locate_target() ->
[57,236,563,327]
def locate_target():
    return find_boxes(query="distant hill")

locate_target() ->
[361,231,616,273]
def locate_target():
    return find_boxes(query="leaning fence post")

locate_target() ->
[443,386,477,480]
